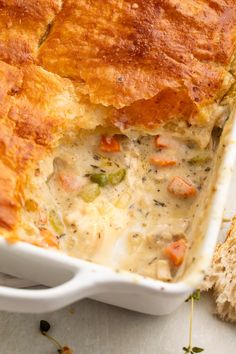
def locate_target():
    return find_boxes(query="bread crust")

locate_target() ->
[202,217,236,322]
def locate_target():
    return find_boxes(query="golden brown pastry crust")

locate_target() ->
[0,0,236,235]
[39,0,236,127]
[110,88,198,129]
[0,61,81,230]
[0,0,61,65]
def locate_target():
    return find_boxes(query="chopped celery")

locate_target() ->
[80,183,101,202]
[89,169,126,187]
[90,173,108,186]
[108,169,126,186]
[49,210,65,235]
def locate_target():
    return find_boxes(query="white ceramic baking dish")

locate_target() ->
[0,113,235,315]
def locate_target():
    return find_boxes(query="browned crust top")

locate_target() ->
[0,0,61,65]
[0,0,236,232]
[39,0,236,116]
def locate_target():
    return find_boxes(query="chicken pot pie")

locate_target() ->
[0,0,236,282]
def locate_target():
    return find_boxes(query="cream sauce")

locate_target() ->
[23,129,213,280]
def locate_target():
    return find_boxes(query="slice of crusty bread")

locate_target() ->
[201,217,236,323]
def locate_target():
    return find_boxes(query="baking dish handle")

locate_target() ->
[0,267,109,313]
[0,239,115,313]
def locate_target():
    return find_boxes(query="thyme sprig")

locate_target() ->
[185,289,201,302]
[39,320,73,354]
[183,290,204,354]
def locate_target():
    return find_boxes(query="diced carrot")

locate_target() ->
[154,135,171,148]
[168,176,197,198]
[164,239,187,266]
[150,156,176,167]
[99,135,120,152]
[40,228,59,248]
[58,172,81,192]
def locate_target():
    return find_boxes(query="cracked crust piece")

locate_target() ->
[0,0,62,65]
[0,58,110,232]
[201,217,236,322]
[0,61,83,230]
[39,0,236,128]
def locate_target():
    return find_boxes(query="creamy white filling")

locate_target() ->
[22,129,213,280]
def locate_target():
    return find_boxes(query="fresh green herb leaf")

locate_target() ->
[40,320,50,334]
[192,347,204,353]
[185,289,201,302]
[183,346,197,353]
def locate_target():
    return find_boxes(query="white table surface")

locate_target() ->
[0,167,236,354]
[0,295,235,354]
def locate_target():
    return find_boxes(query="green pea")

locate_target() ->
[108,169,126,186]
[80,183,101,202]
[90,173,108,186]
[49,210,65,235]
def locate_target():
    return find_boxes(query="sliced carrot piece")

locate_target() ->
[164,239,187,266]
[150,156,176,167]
[58,172,81,192]
[155,135,175,149]
[168,176,197,198]
[99,135,120,152]
[40,228,59,248]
